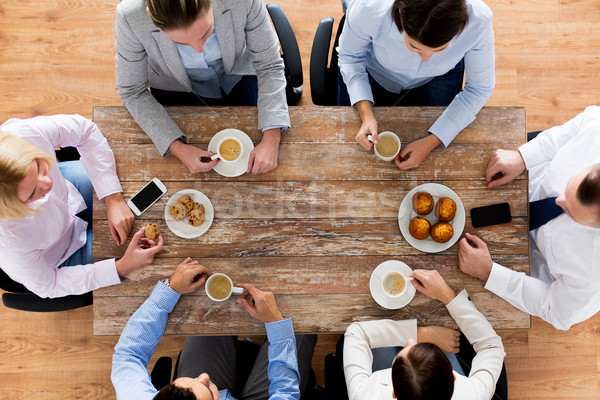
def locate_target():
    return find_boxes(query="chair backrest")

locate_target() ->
[0,267,30,293]
[310,16,345,106]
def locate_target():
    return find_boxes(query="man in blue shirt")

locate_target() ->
[111,258,315,400]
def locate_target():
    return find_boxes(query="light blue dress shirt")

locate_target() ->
[111,282,300,400]
[338,0,495,147]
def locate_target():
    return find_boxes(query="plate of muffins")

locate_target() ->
[398,183,465,253]
[164,189,214,239]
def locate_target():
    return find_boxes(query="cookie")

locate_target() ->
[194,202,205,214]
[170,201,187,221]
[178,195,195,212]
[144,223,160,240]
[187,208,205,227]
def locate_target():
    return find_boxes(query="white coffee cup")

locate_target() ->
[205,273,244,302]
[382,271,408,298]
[369,131,401,162]
[211,136,244,163]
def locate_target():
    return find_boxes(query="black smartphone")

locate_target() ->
[470,203,512,228]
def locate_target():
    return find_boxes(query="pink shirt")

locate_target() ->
[0,114,122,298]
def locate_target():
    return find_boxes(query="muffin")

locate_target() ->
[409,217,431,240]
[144,223,160,240]
[170,202,187,221]
[187,208,205,227]
[430,222,454,243]
[178,195,195,212]
[435,197,457,222]
[412,192,434,215]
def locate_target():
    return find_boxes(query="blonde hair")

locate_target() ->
[146,0,211,30]
[0,130,55,219]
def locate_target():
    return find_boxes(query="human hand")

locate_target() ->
[115,227,164,277]
[395,135,441,170]
[458,232,493,282]
[105,193,135,246]
[409,269,456,305]
[355,100,378,150]
[169,257,211,295]
[485,149,526,188]
[417,326,460,353]
[236,283,284,323]
[169,140,219,173]
[247,128,280,174]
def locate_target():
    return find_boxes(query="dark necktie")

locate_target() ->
[529,196,564,231]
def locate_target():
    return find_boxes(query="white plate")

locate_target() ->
[164,189,214,239]
[398,183,465,253]
[208,129,255,177]
[369,260,416,309]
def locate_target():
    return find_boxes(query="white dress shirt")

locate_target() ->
[338,0,495,147]
[343,291,505,400]
[0,115,123,298]
[485,105,600,330]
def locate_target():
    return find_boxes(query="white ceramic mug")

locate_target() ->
[369,131,401,162]
[211,136,244,163]
[205,273,244,302]
[381,270,408,298]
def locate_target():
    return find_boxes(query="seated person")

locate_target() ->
[338,0,495,169]
[459,105,600,330]
[0,114,163,298]
[343,269,505,400]
[111,257,315,400]
[115,0,290,175]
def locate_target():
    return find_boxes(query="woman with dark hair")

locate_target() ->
[343,270,505,400]
[338,0,495,170]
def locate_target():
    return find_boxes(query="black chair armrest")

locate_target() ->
[151,356,173,390]
[0,267,30,293]
[527,130,543,142]
[267,3,303,87]
[2,292,92,312]
[310,17,334,106]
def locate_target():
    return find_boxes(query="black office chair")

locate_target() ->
[310,16,345,106]
[527,130,542,142]
[266,3,303,106]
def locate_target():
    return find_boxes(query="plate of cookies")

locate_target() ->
[164,189,214,239]
[398,183,465,253]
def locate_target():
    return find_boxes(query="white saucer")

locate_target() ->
[164,189,214,239]
[208,129,254,177]
[369,260,416,309]
[398,183,466,253]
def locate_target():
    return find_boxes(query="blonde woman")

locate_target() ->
[0,114,163,298]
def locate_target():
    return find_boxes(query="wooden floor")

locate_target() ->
[1,0,599,398]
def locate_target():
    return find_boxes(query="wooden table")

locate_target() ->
[92,106,530,336]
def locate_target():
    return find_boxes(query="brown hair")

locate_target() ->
[153,383,196,400]
[391,343,454,400]
[577,163,600,224]
[392,0,469,48]
[146,0,211,31]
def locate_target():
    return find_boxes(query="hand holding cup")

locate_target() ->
[169,257,211,295]
[236,283,284,323]
[409,269,456,305]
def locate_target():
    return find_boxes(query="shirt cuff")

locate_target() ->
[94,258,121,288]
[518,139,545,170]
[149,281,181,312]
[265,317,295,343]
[484,262,513,298]
[163,136,187,157]
[445,289,469,313]
[428,115,461,148]
[261,125,289,133]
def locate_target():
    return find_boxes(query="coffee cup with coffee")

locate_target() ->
[211,136,244,163]
[381,271,408,298]
[205,273,244,302]
[371,131,401,162]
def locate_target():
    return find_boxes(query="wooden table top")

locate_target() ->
[92,105,530,336]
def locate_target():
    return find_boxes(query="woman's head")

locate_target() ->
[391,340,454,400]
[392,0,469,49]
[0,130,54,219]
[146,0,212,31]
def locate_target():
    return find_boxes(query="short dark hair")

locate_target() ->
[577,163,600,223]
[153,383,197,400]
[391,343,454,400]
[391,0,469,48]
[146,0,211,31]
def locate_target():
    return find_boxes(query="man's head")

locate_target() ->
[392,0,469,57]
[391,339,454,400]
[556,162,600,228]
[153,373,219,400]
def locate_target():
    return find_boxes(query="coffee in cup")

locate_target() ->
[382,271,407,297]
[211,136,243,163]
[205,273,244,301]
[373,131,401,162]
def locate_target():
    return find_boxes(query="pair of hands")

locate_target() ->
[355,101,441,170]
[169,129,281,175]
[169,258,284,324]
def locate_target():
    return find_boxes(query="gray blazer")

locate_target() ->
[115,0,290,155]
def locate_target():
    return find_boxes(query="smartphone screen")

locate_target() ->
[470,203,512,228]
[130,181,164,213]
